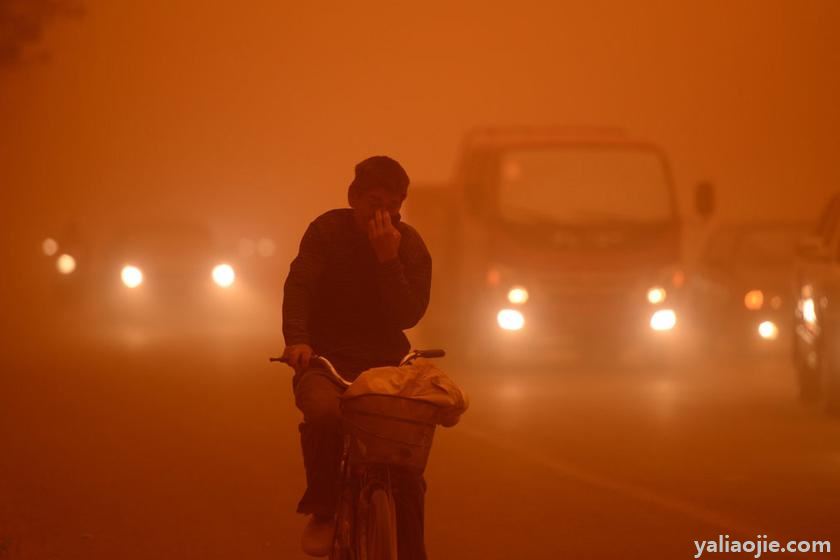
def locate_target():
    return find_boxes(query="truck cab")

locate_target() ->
[410,127,697,365]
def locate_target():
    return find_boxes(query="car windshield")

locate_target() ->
[498,147,674,226]
[115,223,216,258]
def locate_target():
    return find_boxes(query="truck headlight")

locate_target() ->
[121,265,143,288]
[212,264,236,288]
[497,309,525,331]
[507,286,529,304]
[647,286,667,304]
[650,309,677,331]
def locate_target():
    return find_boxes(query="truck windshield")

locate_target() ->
[498,147,674,226]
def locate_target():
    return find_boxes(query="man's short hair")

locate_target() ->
[348,156,410,202]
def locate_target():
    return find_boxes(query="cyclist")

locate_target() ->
[282,156,432,558]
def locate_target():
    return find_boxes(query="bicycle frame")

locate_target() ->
[320,350,443,560]
[270,349,445,559]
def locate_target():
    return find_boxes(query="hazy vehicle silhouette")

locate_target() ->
[793,194,840,413]
[693,222,808,357]
[408,126,714,367]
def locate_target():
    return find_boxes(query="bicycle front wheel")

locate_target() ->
[360,487,398,560]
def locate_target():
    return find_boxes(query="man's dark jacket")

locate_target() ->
[283,208,432,379]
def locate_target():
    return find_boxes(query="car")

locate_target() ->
[692,222,808,357]
[792,194,840,412]
[44,220,251,342]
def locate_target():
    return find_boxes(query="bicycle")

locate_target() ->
[270,348,446,560]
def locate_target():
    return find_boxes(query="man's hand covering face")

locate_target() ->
[368,209,402,263]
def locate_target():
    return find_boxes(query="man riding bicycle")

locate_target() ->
[282,156,432,558]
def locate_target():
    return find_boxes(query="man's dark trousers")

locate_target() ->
[293,366,427,560]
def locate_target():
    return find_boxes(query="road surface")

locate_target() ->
[1,326,838,559]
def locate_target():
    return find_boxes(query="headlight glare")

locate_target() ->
[497,309,525,331]
[121,265,143,288]
[507,286,529,304]
[212,264,235,288]
[647,286,667,304]
[56,254,76,275]
[650,309,677,331]
[758,321,779,340]
[802,298,817,325]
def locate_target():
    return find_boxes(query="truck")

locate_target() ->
[407,126,713,366]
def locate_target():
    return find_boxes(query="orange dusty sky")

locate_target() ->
[1,0,839,242]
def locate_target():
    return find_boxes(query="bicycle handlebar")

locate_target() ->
[413,349,445,359]
[269,349,446,380]
[269,349,445,364]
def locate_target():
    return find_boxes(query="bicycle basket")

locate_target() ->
[340,394,440,473]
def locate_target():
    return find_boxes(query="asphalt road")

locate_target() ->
[2,326,839,559]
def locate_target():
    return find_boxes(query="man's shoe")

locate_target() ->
[301,514,335,557]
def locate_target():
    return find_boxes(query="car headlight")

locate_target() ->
[507,286,529,304]
[758,321,779,340]
[802,298,817,325]
[744,289,764,310]
[56,254,76,275]
[497,309,525,331]
[647,286,667,304]
[212,264,235,288]
[121,265,143,288]
[650,309,677,331]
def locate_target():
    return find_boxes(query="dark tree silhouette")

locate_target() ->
[0,0,83,67]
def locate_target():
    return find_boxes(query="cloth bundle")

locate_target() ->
[340,358,469,427]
